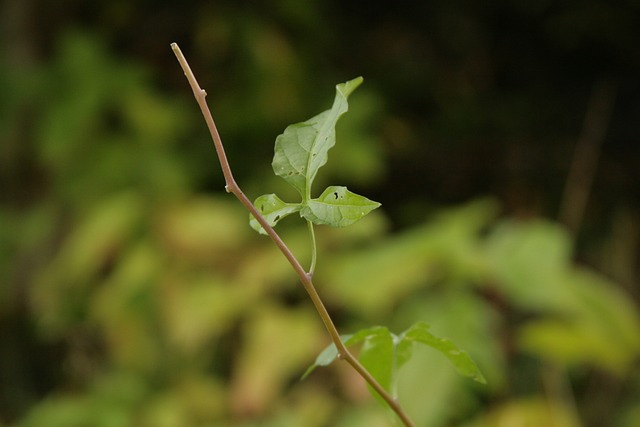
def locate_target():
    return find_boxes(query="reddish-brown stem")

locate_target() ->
[171,43,415,427]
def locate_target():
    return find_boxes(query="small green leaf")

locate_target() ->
[301,186,380,227]
[402,321,486,384]
[272,77,363,198]
[301,334,352,379]
[301,328,381,379]
[250,194,301,234]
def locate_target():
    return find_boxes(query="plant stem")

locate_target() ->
[171,43,415,427]
[307,219,317,276]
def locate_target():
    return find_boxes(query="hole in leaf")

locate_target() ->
[333,192,339,200]
[274,215,281,221]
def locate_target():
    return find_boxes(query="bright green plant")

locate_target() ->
[249,76,379,274]
[171,43,485,426]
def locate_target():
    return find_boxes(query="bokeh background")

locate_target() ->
[1,0,640,426]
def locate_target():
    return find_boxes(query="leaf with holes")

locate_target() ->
[271,77,363,198]
[249,194,302,235]
[301,186,380,227]
[250,77,379,235]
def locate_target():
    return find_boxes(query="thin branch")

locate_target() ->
[171,43,415,427]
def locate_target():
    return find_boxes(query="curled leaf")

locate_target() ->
[250,194,301,235]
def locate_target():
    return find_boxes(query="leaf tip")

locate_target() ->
[300,365,316,381]
[475,373,488,385]
[338,76,364,98]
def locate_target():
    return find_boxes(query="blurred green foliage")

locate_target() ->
[2,1,640,426]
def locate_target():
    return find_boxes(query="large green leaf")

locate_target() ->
[301,186,381,227]
[271,77,363,198]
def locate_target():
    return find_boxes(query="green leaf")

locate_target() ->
[301,327,381,379]
[301,334,350,379]
[394,334,415,372]
[249,78,379,234]
[301,186,380,227]
[250,194,301,235]
[302,327,396,396]
[303,322,486,406]
[402,321,486,384]
[272,77,363,198]
[358,328,395,398]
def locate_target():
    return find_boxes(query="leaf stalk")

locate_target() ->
[307,219,317,275]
